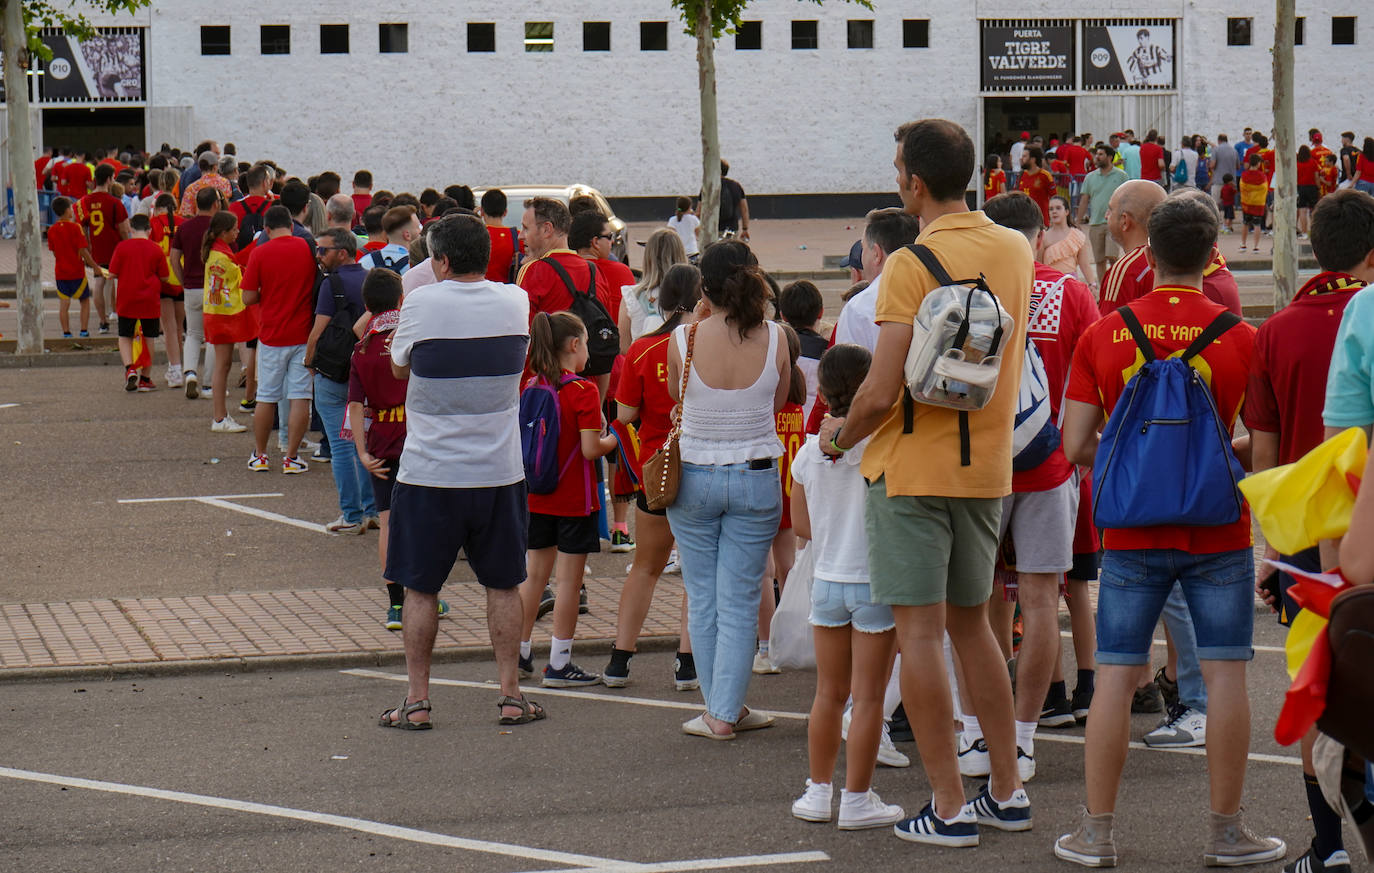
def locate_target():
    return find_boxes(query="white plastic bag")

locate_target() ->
[769,542,816,670]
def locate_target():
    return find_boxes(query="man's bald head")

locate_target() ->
[1107,179,1166,249]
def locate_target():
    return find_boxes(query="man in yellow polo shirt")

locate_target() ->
[820,118,1034,849]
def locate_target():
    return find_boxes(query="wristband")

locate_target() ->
[829,426,848,455]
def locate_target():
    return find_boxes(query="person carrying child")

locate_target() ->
[47,196,104,338]
[518,311,620,687]
[106,214,169,391]
[790,343,905,830]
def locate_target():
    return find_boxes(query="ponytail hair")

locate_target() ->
[649,263,702,338]
[528,310,586,384]
[778,322,806,406]
[699,239,771,341]
[818,343,871,417]
[675,195,691,216]
[200,210,238,264]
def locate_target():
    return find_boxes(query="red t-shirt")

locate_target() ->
[228,194,276,248]
[47,219,89,281]
[1058,143,1090,177]
[1260,149,1276,181]
[1016,169,1055,225]
[776,401,805,530]
[1296,158,1318,186]
[108,237,169,320]
[1220,184,1237,206]
[1098,245,1242,317]
[1067,285,1257,553]
[1357,154,1374,182]
[528,373,603,518]
[241,234,318,346]
[616,332,675,459]
[348,321,409,460]
[57,162,92,198]
[518,250,619,324]
[485,225,518,283]
[1320,164,1339,195]
[1243,273,1363,466]
[34,157,49,191]
[351,193,373,219]
[594,257,633,322]
[984,169,1006,200]
[1012,265,1100,493]
[1139,142,1165,181]
[76,191,128,265]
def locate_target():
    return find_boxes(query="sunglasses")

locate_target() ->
[595,233,614,241]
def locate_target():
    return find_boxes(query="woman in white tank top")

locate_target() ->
[666,240,790,740]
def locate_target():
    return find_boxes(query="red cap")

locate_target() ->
[1313,132,1323,144]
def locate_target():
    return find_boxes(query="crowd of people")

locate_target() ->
[30,124,1374,868]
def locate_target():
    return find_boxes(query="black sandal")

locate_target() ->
[497,695,546,725]
[379,697,432,730]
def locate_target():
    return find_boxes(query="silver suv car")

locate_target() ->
[477,184,630,263]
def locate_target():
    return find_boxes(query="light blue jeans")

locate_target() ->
[1161,583,1207,713]
[314,375,376,524]
[667,461,782,724]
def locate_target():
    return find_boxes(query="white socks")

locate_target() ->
[962,715,984,743]
[1015,720,1037,756]
[883,653,903,719]
[550,637,573,670]
[519,640,532,660]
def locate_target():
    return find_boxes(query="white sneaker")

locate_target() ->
[325,515,366,536]
[957,734,990,777]
[752,651,780,675]
[838,789,904,830]
[210,415,248,434]
[184,370,199,399]
[841,711,910,768]
[165,366,184,388]
[298,438,321,454]
[663,549,681,574]
[1143,705,1207,748]
[791,779,832,823]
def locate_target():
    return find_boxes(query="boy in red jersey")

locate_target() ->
[47,196,105,338]
[106,214,169,391]
[76,163,131,334]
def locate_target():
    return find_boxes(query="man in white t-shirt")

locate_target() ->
[835,208,921,353]
[378,213,543,730]
[1174,138,1199,189]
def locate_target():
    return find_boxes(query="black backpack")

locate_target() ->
[368,248,409,273]
[311,273,362,383]
[235,198,271,252]
[543,257,619,376]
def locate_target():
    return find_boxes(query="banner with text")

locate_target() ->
[981,24,1074,91]
[1082,23,1175,89]
[39,28,144,102]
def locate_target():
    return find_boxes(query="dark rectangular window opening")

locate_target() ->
[1226,18,1252,46]
[1333,16,1356,45]
[200,25,230,56]
[641,21,668,51]
[320,24,348,54]
[792,20,818,50]
[735,20,762,50]
[260,24,290,55]
[1295,17,1305,45]
[526,21,553,52]
[583,21,610,52]
[468,22,496,53]
[847,19,874,49]
[903,19,930,48]
[379,23,408,53]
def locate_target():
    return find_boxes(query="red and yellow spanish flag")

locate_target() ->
[131,320,152,370]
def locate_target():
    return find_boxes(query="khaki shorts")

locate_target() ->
[1088,223,1120,263]
[864,476,1002,607]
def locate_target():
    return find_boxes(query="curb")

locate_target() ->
[0,635,682,684]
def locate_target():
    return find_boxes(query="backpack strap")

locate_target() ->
[542,256,579,295]
[1181,311,1242,363]
[906,243,956,286]
[1115,306,1156,362]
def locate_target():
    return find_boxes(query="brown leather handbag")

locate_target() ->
[641,323,696,511]
[1317,585,1374,760]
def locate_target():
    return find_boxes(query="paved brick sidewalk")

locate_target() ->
[0,575,684,674]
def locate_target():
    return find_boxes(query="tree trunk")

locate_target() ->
[2,0,42,354]
[696,0,721,249]
[1271,0,1297,312]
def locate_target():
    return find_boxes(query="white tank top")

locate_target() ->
[675,321,785,465]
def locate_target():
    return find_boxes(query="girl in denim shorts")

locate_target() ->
[789,344,904,831]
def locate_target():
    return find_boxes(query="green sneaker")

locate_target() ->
[437,599,450,618]
[385,605,403,631]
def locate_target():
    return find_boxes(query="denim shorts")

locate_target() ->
[256,343,312,403]
[810,578,895,633]
[1096,548,1255,665]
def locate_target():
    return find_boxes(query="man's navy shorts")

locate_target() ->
[385,480,528,593]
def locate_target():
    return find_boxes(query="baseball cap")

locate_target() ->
[1020,131,1031,140]
[1312,131,1323,144]
[839,239,864,270]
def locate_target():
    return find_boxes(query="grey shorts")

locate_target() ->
[998,473,1079,574]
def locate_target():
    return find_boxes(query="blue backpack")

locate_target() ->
[519,374,583,494]
[1173,159,1190,185]
[1092,306,1245,529]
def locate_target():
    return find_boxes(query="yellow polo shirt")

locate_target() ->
[860,210,1033,498]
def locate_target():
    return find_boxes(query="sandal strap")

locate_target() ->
[497,695,528,712]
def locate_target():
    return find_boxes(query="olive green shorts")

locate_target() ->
[864,476,1002,608]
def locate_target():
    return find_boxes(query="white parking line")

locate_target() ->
[0,402,19,409]
[119,492,327,534]
[119,492,285,504]
[0,766,828,871]
[341,669,1303,768]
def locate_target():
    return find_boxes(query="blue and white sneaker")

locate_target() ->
[968,784,1032,832]
[541,662,601,688]
[893,800,979,847]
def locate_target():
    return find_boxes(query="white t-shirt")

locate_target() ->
[401,257,436,294]
[622,284,663,341]
[834,272,881,353]
[390,278,530,488]
[667,213,700,256]
[1175,148,1199,187]
[790,436,870,583]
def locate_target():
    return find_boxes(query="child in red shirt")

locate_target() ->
[519,311,619,686]
[47,196,105,338]
[106,214,169,391]
[984,155,1007,201]
[1219,174,1237,234]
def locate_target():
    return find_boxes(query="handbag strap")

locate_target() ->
[667,322,698,436]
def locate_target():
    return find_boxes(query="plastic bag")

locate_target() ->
[769,542,816,670]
